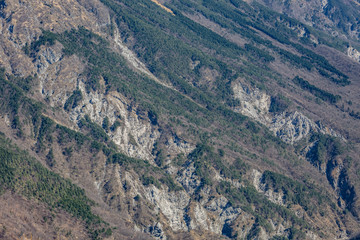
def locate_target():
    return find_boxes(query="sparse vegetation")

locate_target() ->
[111,152,181,191]
[216,181,310,232]
[2,0,359,238]
[293,76,341,104]
[306,134,344,169]
[23,30,57,58]
[0,134,111,239]
[78,115,109,142]
[189,143,248,185]
[261,170,335,212]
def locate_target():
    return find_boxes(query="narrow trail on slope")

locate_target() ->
[112,24,204,108]
[150,0,175,15]
[113,25,163,85]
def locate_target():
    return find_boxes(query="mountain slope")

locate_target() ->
[0,0,359,239]
[255,0,360,41]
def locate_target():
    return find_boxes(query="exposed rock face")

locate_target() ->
[347,46,360,63]
[304,142,357,216]
[0,0,164,161]
[145,222,167,240]
[232,82,271,124]
[32,42,160,161]
[203,200,243,235]
[37,45,84,109]
[283,21,319,44]
[165,135,194,157]
[249,169,349,240]
[270,111,343,144]
[0,0,110,75]
[101,162,244,237]
[35,43,64,75]
[113,24,158,82]
[251,169,285,206]
[74,85,161,160]
[99,160,305,239]
[176,163,202,194]
[145,186,190,231]
[270,111,316,144]
[98,163,337,240]
[232,82,342,144]
[232,83,353,216]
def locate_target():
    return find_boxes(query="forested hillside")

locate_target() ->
[0,0,359,239]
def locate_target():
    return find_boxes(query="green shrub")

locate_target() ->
[64,90,83,111]
[159,174,183,191]
[110,120,121,132]
[269,95,291,113]
[23,30,57,58]
[307,134,344,169]
[78,116,109,142]
[261,170,333,213]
